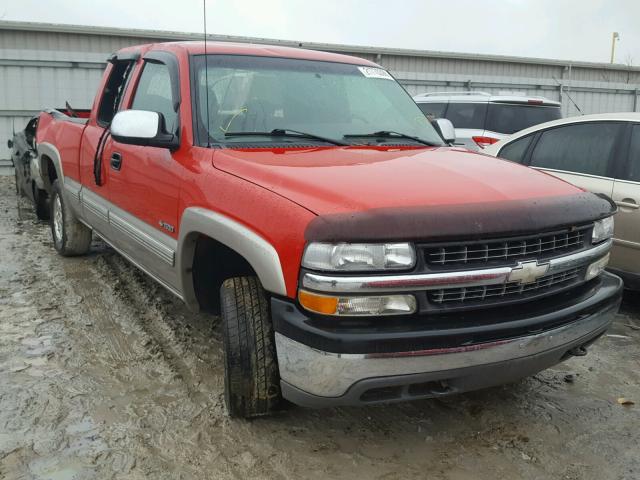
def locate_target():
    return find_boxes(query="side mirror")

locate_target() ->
[111,110,179,151]
[433,118,456,143]
[7,139,13,149]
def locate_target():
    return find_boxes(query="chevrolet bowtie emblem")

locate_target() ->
[508,260,550,284]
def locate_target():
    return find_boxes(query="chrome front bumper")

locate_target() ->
[275,292,620,406]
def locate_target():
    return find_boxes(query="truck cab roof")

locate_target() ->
[113,41,380,67]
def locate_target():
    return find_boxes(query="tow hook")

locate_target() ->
[568,345,588,357]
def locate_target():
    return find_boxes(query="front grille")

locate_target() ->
[424,227,588,268]
[429,267,581,305]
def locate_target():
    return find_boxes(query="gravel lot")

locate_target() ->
[1,174,639,480]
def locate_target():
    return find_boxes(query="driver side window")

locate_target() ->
[132,62,178,133]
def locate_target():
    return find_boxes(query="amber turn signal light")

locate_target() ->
[298,290,339,315]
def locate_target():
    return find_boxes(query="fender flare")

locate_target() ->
[177,207,287,310]
[36,142,64,192]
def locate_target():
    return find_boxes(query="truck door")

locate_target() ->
[103,52,182,289]
[78,56,137,234]
[611,123,640,276]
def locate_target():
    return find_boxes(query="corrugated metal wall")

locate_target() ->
[1,22,640,159]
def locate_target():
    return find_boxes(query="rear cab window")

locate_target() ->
[529,122,623,177]
[486,103,561,134]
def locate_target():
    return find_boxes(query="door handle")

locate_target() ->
[110,152,122,171]
[615,199,639,210]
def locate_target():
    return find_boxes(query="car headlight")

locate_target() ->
[301,242,416,272]
[592,216,614,244]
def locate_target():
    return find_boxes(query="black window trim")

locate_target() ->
[516,120,627,179]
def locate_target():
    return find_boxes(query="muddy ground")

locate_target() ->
[0,175,639,480]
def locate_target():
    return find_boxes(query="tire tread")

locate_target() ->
[221,276,280,418]
[50,179,92,257]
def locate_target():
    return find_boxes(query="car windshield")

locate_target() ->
[191,55,443,146]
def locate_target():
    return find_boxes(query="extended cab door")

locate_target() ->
[526,121,623,199]
[103,51,183,292]
[79,56,137,233]
[611,123,640,275]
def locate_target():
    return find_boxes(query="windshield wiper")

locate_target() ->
[344,130,440,146]
[225,128,349,146]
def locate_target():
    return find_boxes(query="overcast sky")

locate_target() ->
[2,0,640,65]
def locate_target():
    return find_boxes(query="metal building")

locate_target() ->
[2,20,640,160]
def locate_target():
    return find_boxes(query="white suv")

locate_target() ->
[413,91,561,150]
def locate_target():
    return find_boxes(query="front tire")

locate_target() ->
[220,276,282,418]
[50,179,92,256]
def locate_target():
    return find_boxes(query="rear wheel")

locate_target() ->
[220,276,282,418]
[14,169,21,196]
[50,179,92,256]
[33,182,50,220]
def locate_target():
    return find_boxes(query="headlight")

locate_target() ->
[592,216,614,244]
[302,242,416,272]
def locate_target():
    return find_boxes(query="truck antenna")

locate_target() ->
[203,0,211,148]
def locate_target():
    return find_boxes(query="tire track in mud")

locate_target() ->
[1,191,111,479]
[83,247,460,479]
[92,252,215,407]
[79,243,293,479]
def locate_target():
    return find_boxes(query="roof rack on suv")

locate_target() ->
[414,91,492,98]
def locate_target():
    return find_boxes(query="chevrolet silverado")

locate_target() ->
[30,41,621,418]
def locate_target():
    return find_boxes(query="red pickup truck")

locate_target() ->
[32,41,621,418]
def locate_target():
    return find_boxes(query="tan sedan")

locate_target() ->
[484,113,640,289]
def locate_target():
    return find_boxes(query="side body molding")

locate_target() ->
[178,207,288,310]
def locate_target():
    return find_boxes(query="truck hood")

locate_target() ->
[213,146,582,214]
[212,146,615,241]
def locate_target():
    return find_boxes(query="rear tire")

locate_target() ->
[33,182,50,220]
[50,179,92,257]
[220,276,282,418]
[14,169,21,196]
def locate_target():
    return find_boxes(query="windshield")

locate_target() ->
[191,55,443,146]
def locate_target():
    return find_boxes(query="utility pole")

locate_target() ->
[611,32,620,64]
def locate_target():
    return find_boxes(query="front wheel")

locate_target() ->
[220,276,282,418]
[50,179,92,257]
